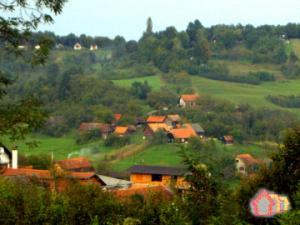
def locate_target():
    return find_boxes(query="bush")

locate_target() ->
[150,130,168,145]
[76,129,102,144]
[104,134,130,147]
[267,94,300,108]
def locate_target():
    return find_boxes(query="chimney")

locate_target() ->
[12,145,18,169]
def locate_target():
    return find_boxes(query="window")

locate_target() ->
[152,174,162,182]
[239,167,245,171]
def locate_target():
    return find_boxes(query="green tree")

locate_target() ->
[0,0,65,141]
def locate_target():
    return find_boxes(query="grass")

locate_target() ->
[290,39,300,58]
[111,144,183,171]
[191,76,300,115]
[214,59,284,79]
[1,134,114,160]
[113,76,163,91]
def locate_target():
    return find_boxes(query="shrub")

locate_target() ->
[104,134,130,147]
[76,129,102,144]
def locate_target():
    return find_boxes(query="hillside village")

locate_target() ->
[0,93,268,197]
[1,1,300,222]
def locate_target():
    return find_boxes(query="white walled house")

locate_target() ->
[179,94,199,108]
[235,154,263,176]
[73,43,82,50]
[0,145,12,168]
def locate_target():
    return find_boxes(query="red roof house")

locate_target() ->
[56,157,94,172]
[146,116,167,123]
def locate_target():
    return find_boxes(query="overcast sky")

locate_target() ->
[39,0,300,40]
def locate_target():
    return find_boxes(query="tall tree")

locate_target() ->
[0,0,65,141]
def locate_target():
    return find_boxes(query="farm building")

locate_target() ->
[73,43,82,50]
[179,94,199,108]
[0,168,105,192]
[114,126,129,137]
[168,128,197,143]
[114,113,122,122]
[0,145,12,169]
[56,157,94,172]
[235,154,264,176]
[146,115,167,123]
[128,165,189,189]
[144,123,172,137]
[191,123,205,136]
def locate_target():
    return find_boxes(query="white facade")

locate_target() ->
[0,147,10,167]
[235,157,247,175]
[179,98,186,107]
[73,43,82,50]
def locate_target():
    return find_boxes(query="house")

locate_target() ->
[179,94,199,108]
[235,154,264,176]
[0,145,12,169]
[144,123,172,137]
[73,43,82,50]
[90,44,98,51]
[34,45,40,49]
[56,157,94,172]
[1,168,105,192]
[250,189,291,217]
[114,113,122,122]
[114,126,129,137]
[128,165,189,189]
[168,128,197,143]
[146,116,167,123]
[191,123,205,137]
[0,145,18,169]
[221,135,234,144]
[79,122,113,139]
[98,175,131,190]
[166,114,181,128]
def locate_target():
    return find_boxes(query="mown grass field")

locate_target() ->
[192,76,300,114]
[214,59,285,79]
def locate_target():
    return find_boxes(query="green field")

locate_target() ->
[111,144,183,171]
[1,134,114,160]
[113,76,163,90]
[192,76,300,113]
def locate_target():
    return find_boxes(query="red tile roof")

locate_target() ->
[1,168,52,179]
[147,116,166,123]
[114,126,129,135]
[114,114,122,121]
[236,154,263,166]
[56,157,92,170]
[113,185,173,200]
[180,94,199,102]
[69,172,97,179]
[170,128,197,139]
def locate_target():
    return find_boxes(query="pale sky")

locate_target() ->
[39,0,300,40]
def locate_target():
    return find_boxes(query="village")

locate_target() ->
[0,93,268,199]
